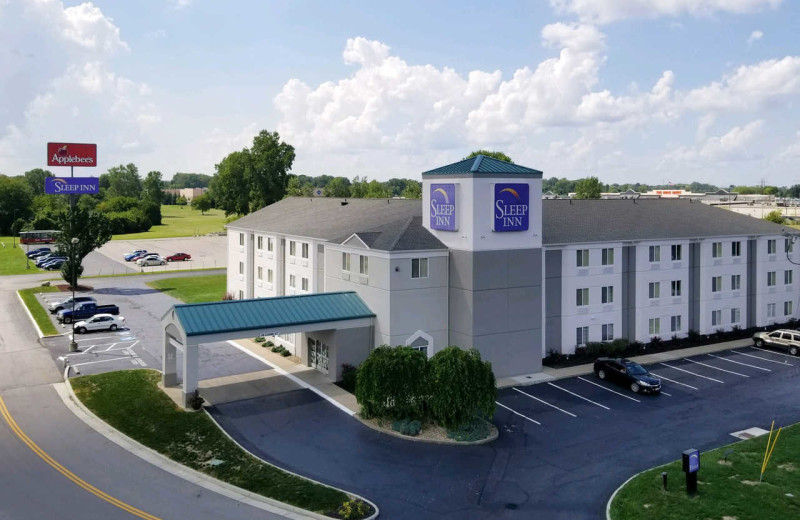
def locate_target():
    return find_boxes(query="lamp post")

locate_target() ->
[68,237,79,353]
[12,208,17,248]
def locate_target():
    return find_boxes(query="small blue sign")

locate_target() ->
[687,450,700,473]
[430,183,457,231]
[494,183,529,232]
[45,177,100,195]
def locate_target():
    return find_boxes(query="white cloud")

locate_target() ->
[777,131,800,161]
[551,0,783,24]
[747,30,763,45]
[665,119,764,162]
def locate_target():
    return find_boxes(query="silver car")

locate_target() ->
[137,255,167,266]
[752,329,800,356]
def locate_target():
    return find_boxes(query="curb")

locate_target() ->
[16,290,44,339]
[605,470,644,520]
[354,416,499,446]
[56,376,379,520]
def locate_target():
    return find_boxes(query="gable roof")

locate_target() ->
[422,155,542,176]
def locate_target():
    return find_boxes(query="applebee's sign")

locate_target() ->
[47,142,97,167]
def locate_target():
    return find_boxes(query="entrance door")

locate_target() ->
[308,338,329,374]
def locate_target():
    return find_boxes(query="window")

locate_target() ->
[342,253,351,271]
[576,249,589,267]
[731,241,741,257]
[359,255,369,275]
[239,233,244,246]
[649,318,660,335]
[767,271,777,287]
[289,241,296,256]
[785,301,793,316]
[267,269,273,283]
[767,303,776,318]
[602,323,614,341]
[785,270,793,285]
[731,308,740,324]
[712,310,722,326]
[712,242,722,258]
[671,280,682,297]
[301,243,309,259]
[257,266,263,280]
[671,244,682,261]
[576,326,589,347]
[731,274,741,291]
[238,261,244,275]
[267,237,274,252]
[576,288,589,306]
[649,245,660,262]
[649,282,660,299]
[601,286,614,304]
[257,236,263,250]
[289,274,296,288]
[602,248,614,266]
[671,315,682,332]
[786,239,794,253]
[712,276,722,293]
[768,239,776,255]
[302,277,309,291]
[411,258,428,278]
[238,290,244,300]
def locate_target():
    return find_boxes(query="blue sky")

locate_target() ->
[1,0,799,187]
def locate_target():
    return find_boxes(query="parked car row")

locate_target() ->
[56,301,120,324]
[47,295,127,334]
[123,249,191,265]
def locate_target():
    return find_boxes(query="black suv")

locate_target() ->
[593,357,661,394]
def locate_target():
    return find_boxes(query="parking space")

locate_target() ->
[95,236,227,274]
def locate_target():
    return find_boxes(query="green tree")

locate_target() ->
[427,346,496,429]
[103,164,142,199]
[247,130,296,212]
[402,180,422,199]
[350,176,368,198]
[355,346,428,420]
[465,150,513,163]
[176,195,188,207]
[324,177,351,198]
[365,179,390,198]
[191,193,213,214]
[55,207,112,287]
[574,176,603,199]
[142,171,164,205]
[211,150,250,215]
[764,210,786,225]
[0,176,34,233]
[169,172,212,189]
[23,168,53,196]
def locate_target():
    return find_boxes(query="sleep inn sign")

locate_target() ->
[430,184,457,231]
[494,183,529,232]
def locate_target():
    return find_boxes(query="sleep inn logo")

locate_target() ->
[430,183,456,231]
[494,183,529,232]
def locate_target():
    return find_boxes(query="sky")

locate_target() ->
[1,0,799,187]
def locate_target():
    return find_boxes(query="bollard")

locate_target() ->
[661,471,668,491]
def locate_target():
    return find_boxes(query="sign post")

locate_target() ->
[682,449,700,495]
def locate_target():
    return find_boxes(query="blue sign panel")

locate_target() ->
[45,177,100,195]
[688,450,700,473]
[430,183,457,231]
[494,183,529,232]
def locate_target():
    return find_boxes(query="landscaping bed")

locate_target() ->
[71,369,375,519]
[18,285,61,336]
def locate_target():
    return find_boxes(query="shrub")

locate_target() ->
[265,340,275,347]
[254,336,265,343]
[280,350,291,357]
[427,346,496,430]
[188,389,205,411]
[271,345,285,353]
[648,336,662,348]
[687,329,702,343]
[222,292,235,300]
[391,418,422,437]
[336,498,372,520]
[356,345,428,420]
[446,417,491,442]
[340,364,358,393]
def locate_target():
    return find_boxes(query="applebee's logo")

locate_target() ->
[58,145,69,157]
[51,145,94,165]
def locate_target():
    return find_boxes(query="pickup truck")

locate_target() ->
[57,302,120,324]
[48,296,96,314]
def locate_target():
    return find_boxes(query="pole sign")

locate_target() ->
[45,177,100,194]
[494,183,529,232]
[683,449,700,473]
[47,142,97,167]
[430,183,457,231]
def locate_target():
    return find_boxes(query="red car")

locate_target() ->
[166,252,191,261]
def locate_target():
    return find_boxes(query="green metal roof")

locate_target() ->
[422,155,542,176]
[171,291,375,337]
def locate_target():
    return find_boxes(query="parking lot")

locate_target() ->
[94,236,227,275]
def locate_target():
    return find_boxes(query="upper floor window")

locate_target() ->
[671,244,682,261]
[412,258,428,279]
[257,236,263,250]
[712,242,722,258]
[767,271,777,287]
[785,269,794,285]
[267,237,274,252]
[711,276,722,292]
[768,239,777,255]
[289,241,297,256]
[267,269,273,283]
[576,249,589,267]
[302,277,309,291]
[576,288,589,306]
[239,233,245,246]
[342,253,351,272]
[731,241,741,257]
[360,255,369,276]
[786,239,794,253]
[257,266,263,280]
[601,286,613,304]
[731,274,741,291]
[648,282,660,299]
[649,245,660,262]
[671,280,682,296]
[601,248,614,266]
[301,243,309,259]
[289,274,296,288]
[239,261,244,275]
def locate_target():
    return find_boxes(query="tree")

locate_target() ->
[350,176,368,198]
[54,207,112,287]
[574,176,603,199]
[465,150,513,163]
[142,171,164,205]
[211,150,249,215]
[169,172,212,189]
[365,179,390,198]
[355,346,428,420]
[0,176,34,234]
[427,346,496,429]
[191,193,213,214]
[247,130,296,212]
[402,180,422,199]
[23,168,53,196]
[324,177,351,198]
[103,164,142,199]
[764,210,786,225]
[176,195,188,207]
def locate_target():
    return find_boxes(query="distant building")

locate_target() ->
[164,187,208,202]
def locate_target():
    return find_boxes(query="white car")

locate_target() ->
[74,314,126,334]
[137,255,167,266]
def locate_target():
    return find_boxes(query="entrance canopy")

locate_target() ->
[161,291,375,407]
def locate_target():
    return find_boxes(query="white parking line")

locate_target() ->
[658,362,724,383]
[496,401,541,426]
[683,358,749,378]
[735,350,794,366]
[749,346,797,359]
[577,377,641,403]
[648,371,699,390]
[660,391,672,396]
[71,357,135,368]
[74,336,116,343]
[707,353,771,372]
[103,343,118,352]
[548,382,611,410]
[513,387,577,417]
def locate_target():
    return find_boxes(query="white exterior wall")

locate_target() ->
[754,235,799,326]
[284,235,318,296]
[559,244,622,354]
[697,237,748,333]
[252,233,282,298]
[634,240,689,342]
[226,228,248,299]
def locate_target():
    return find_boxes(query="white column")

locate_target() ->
[181,342,199,408]
[162,329,178,387]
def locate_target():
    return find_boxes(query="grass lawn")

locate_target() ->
[610,423,800,520]
[71,370,370,518]
[111,205,229,240]
[146,273,227,303]
[0,237,44,275]
[18,285,61,336]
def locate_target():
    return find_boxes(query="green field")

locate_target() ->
[111,205,229,240]
[610,423,800,520]
[0,237,45,275]
[146,274,227,303]
[18,285,61,336]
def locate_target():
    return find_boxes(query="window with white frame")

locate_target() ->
[670,315,681,332]
[359,255,369,275]
[239,233,244,246]
[785,270,793,285]
[712,276,722,292]
[731,308,741,324]
[767,271,777,287]
[239,261,244,275]
[649,282,660,299]
[601,286,613,304]
[768,239,776,255]
[302,277,309,291]
[576,288,589,306]
[342,252,351,271]
[767,303,776,318]
[671,280,682,296]
[649,318,660,335]
[289,241,296,256]
[289,274,296,288]
[649,245,660,262]
[731,274,741,291]
[731,241,741,257]
[257,236,263,250]
[267,237,274,252]
[576,326,589,347]
[712,310,722,326]
[411,258,428,279]
[257,266,263,281]
[238,290,243,300]
[671,244,682,261]
[785,301,793,316]
[602,323,614,341]
[602,248,614,265]
[576,249,589,267]
[786,239,794,253]
[267,269,273,283]
[712,242,722,258]
[301,243,309,259]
